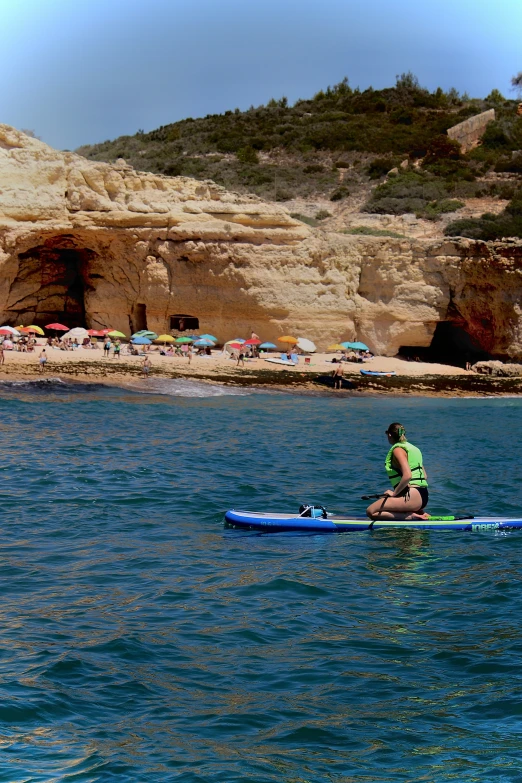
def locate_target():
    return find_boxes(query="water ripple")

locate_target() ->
[0,388,521,781]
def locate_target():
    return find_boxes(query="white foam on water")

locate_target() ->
[0,377,67,388]
[126,378,250,398]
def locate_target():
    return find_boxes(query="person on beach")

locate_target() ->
[366,423,429,521]
[237,350,245,367]
[332,363,344,389]
[142,356,151,378]
[103,338,111,358]
[38,349,47,374]
[0,343,4,366]
[113,339,121,359]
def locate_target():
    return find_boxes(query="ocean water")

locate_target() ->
[1,378,522,782]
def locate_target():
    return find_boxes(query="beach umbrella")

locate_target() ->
[244,338,261,346]
[199,334,217,342]
[63,327,90,340]
[341,341,369,351]
[0,329,13,336]
[175,336,194,344]
[193,339,215,347]
[107,330,126,338]
[296,338,316,353]
[259,342,277,349]
[132,330,158,340]
[230,338,245,344]
[227,343,243,350]
[0,326,20,336]
[278,335,298,344]
[131,336,151,345]
[21,325,45,335]
[45,322,68,331]
[327,343,346,351]
[155,334,175,343]
[87,329,105,337]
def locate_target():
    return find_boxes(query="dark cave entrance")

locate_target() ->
[169,314,199,332]
[399,321,490,368]
[129,303,148,335]
[7,238,98,328]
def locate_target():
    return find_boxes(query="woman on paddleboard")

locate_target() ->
[366,422,429,521]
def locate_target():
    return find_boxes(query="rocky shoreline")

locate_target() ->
[1,359,521,397]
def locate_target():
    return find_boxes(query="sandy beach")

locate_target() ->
[0,345,469,377]
[0,345,520,397]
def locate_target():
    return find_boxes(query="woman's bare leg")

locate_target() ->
[367,488,427,520]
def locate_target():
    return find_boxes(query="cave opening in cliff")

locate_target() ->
[400,321,490,368]
[130,303,148,334]
[8,237,99,329]
[170,314,199,332]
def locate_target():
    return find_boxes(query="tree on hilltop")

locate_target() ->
[511,72,522,97]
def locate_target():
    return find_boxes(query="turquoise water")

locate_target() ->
[1,379,522,782]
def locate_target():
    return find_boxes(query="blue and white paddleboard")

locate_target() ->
[224,509,522,532]
[360,369,396,377]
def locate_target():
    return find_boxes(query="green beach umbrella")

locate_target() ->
[107,330,126,338]
[175,336,194,344]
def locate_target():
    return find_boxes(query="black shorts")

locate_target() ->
[397,485,429,509]
[414,486,429,509]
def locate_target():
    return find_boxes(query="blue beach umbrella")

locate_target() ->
[341,341,369,351]
[132,330,158,340]
[193,339,215,347]
[131,336,152,345]
[199,334,217,342]
[260,342,277,349]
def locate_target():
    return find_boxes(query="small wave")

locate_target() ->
[0,376,67,388]
[0,378,71,390]
[126,378,250,398]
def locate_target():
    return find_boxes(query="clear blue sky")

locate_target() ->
[1,0,520,150]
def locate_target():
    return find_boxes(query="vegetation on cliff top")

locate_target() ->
[77,74,522,237]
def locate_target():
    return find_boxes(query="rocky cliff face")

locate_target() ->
[1,123,522,358]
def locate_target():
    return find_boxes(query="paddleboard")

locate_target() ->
[224,509,522,532]
[263,358,297,366]
[360,369,396,377]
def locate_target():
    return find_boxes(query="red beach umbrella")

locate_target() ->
[0,329,13,336]
[87,329,104,336]
[45,323,68,330]
[228,342,243,350]
[243,338,261,345]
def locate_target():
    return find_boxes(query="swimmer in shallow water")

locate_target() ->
[366,422,429,521]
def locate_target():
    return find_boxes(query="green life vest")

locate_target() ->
[385,441,428,488]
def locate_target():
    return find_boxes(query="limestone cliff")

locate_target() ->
[1,124,522,359]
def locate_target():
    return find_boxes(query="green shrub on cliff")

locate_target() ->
[363,171,465,219]
[445,190,522,239]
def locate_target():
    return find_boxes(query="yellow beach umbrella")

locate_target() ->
[327,343,346,351]
[107,330,126,338]
[156,334,175,343]
[278,335,298,344]
[22,325,44,335]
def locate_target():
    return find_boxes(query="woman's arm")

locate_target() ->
[391,447,412,496]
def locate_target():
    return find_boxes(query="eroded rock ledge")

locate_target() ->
[1,123,522,358]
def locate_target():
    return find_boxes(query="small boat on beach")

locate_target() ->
[263,358,297,366]
[360,369,396,377]
[224,508,522,532]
